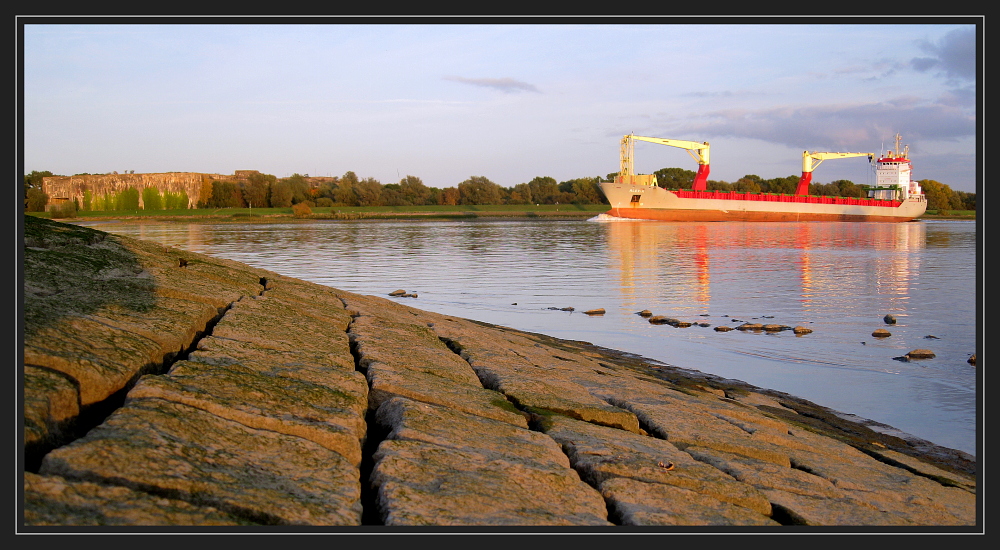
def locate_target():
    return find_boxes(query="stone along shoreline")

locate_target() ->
[21,216,977,528]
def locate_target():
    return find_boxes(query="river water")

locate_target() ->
[88,217,979,457]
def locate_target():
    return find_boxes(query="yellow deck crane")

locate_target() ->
[796,151,874,195]
[618,134,712,190]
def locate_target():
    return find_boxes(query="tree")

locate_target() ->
[163,191,189,209]
[24,170,53,196]
[525,176,559,204]
[316,177,341,202]
[381,184,407,206]
[810,180,863,198]
[655,167,697,189]
[732,178,762,194]
[116,187,141,211]
[458,176,503,205]
[569,177,605,204]
[831,180,865,198]
[50,200,77,219]
[439,187,460,206]
[919,179,963,211]
[335,171,360,206]
[242,172,275,208]
[25,188,49,212]
[292,202,313,218]
[809,182,835,196]
[763,176,799,195]
[508,183,533,205]
[142,187,163,210]
[399,175,431,206]
[955,190,976,211]
[706,180,732,192]
[24,170,54,210]
[270,179,293,208]
[208,180,243,208]
[355,177,384,206]
[197,176,214,208]
[279,174,311,205]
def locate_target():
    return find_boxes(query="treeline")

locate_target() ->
[918,179,977,211]
[198,172,608,209]
[23,168,975,213]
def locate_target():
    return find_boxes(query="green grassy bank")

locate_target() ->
[920,210,977,220]
[26,204,975,222]
[27,203,611,222]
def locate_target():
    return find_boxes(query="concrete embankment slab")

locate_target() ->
[349,313,528,427]
[128,360,368,466]
[538,414,774,523]
[24,471,250,526]
[370,398,610,526]
[23,217,267,457]
[23,216,368,526]
[21,216,978,529]
[39,398,363,525]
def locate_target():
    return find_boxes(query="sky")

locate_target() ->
[19,17,980,192]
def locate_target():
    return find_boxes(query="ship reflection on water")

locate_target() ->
[606,220,925,319]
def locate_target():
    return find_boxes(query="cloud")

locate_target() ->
[680,90,766,99]
[667,100,975,151]
[911,26,976,82]
[443,76,541,94]
[937,87,976,108]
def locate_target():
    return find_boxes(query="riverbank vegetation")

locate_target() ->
[26,203,610,222]
[25,168,975,216]
[24,203,973,223]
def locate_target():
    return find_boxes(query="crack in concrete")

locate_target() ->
[346,312,386,526]
[25,279,266,474]
[436,335,624,526]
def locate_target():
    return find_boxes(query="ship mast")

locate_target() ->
[887,133,909,159]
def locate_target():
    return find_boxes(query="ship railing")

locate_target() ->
[672,189,902,207]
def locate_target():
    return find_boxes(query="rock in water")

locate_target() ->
[884,314,897,325]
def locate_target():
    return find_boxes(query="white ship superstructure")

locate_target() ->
[871,133,923,201]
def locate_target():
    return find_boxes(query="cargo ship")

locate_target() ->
[598,133,927,222]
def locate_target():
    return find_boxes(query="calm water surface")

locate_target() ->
[92,218,979,456]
